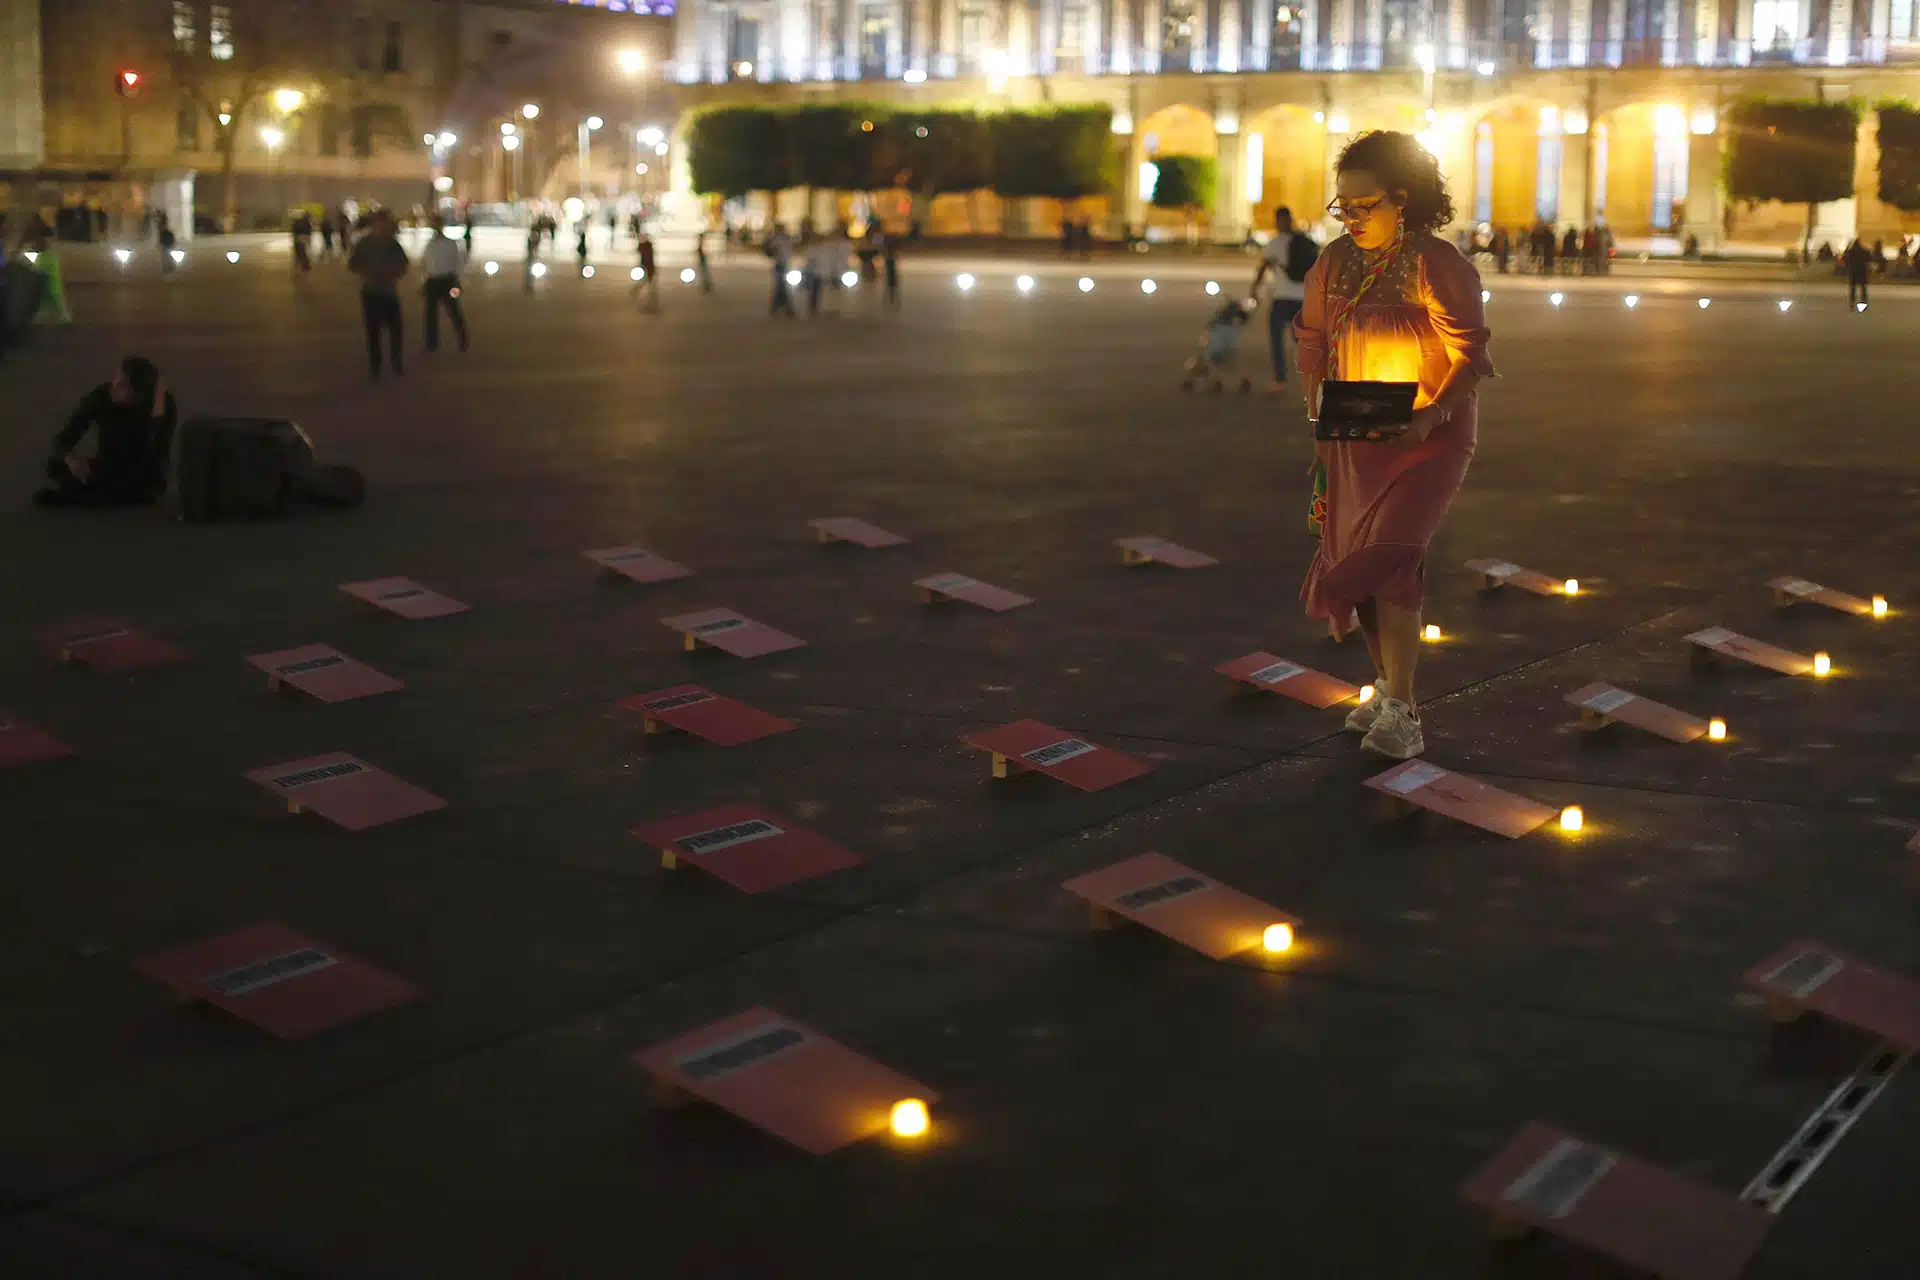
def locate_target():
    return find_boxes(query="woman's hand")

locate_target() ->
[1401,404,1446,447]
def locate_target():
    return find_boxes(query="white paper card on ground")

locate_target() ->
[1381,761,1446,795]
[1581,688,1637,715]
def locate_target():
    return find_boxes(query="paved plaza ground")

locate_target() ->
[2,246,1917,1278]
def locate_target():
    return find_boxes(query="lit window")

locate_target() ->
[171,0,196,54]
[210,4,233,60]
[1751,0,1800,53]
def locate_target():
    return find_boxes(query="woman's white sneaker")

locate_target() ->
[1343,680,1389,732]
[1360,697,1425,759]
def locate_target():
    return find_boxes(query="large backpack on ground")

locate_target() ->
[167,417,315,521]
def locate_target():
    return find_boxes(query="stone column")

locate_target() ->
[1559,127,1590,227]
[1213,122,1246,242]
[1122,84,1146,230]
[841,0,859,77]
[1682,124,1725,251]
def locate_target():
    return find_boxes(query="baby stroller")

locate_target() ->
[1181,297,1254,394]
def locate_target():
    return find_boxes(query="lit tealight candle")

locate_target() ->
[1707,717,1727,741]
[890,1098,930,1138]
[1871,595,1888,617]
[1423,624,1442,641]
[1812,651,1831,677]
[1563,579,1579,596]
[1262,923,1295,954]
[1560,805,1584,832]
[1357,684,1376,704]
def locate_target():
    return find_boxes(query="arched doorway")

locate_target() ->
[1134,103,1215,237]
[1245,104,1326,235]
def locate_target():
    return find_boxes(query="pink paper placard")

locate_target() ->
[1564,682,1709,743]
[585,546,694,584]
[915,573,1033,612]
[633,802,860,892]
[1116,536,1217,569]
[1364,760,1557,838]
[244,752,446,831]
[1466,558,1565,595]
[247,644,403,703]
[1063,853,1297,959]
[1684,627,1814,676]
[136,922,422,1040]
[37,618,185,673]
[339,577,470,620]
[962,719,1153,792]
[1767,576,1872,616]
[1745,939,1920,1052]
[810,517,908,548]
[618,685,797,746]
[662,609,806,659]
[0,712,75,770]
[1216,652,1361,708]
[636,1006,937,1154]
[1460,1122,1769,1280]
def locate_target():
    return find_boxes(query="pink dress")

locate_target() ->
[1294,233,1494,636]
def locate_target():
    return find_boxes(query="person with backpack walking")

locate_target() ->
[1248,206,1318,394]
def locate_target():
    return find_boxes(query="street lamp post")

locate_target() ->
[578,115,603,204]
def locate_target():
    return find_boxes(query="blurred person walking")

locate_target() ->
[1248,206,1318,394]
[349,211,410,380]
[420,219,469,355]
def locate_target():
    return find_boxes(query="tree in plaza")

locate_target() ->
[687,105,794,204]
[989,105,1113,233]
[891,109,992,231]
[1148,154,1217,245]
[1873,103,1920,216]
[166,0,328,229]
[786,103,889,220]
[1723,98,1861,261]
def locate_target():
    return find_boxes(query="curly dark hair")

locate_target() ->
[1335,130,1455,235]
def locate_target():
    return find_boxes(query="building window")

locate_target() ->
[1162,0,1197,62]
[171,1,196,54]
[352,17,373,71]
[1751,0,1800,53]
[383,21,404,72]
[319,106,344,156]
[1058,0,1089,61]
[210,4,233,60]
[958,0,994,68]
[1271,4,1303,66]
[728,13,761,65]
[176,98,201,150]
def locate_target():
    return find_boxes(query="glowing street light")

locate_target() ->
[169,249,185,264]
[259,126,284,149]
[522,103,540,120]
[217,111,231,126]
[1481,289,1491,302]
[113,248,131,264]
[635,163,649,175]
[653,141,668,156]
[1423,623,1442,641]
[582,265,595,278]
[638,125,665,147]
[1563,579,1580,595]
[531,262,548,278]
[1812,651,1832,677]
[785,269,802,286]
[500,121,516,136]
[616,48,647,75]
[437,130,457,148]
[586,115,604,131]
[631,267,645,281]
[1871,594,1889,617]
[1697,297,1711,309]
[273,88,305,113]
[1778,299,1793,311]
[840,269,858,287]
[501,134,520,151]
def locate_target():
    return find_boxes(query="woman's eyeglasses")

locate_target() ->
[1326,196,1388,222]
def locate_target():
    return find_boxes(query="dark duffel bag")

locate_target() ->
[167,417,315,522]
[295,462,365,509]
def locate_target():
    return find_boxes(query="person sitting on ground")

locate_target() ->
[36,356,176,507]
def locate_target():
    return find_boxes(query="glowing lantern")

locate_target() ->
[1871,595,1888,617]
[1262,923,1294,954]
[1812,652,1831,677]
[1423,624,1441,641]
[1559,806,1584,832]
[1563,579,1579,595]
[1707,718,1727,741]
[890,1098,930,1138]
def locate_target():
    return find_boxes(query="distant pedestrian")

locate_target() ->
[1844,238,1871,309]
[524,224,542,294]
[292,209,313,273]
[696,231,713,293]
[157,214,177,275]
[319,214,336,261]
[1079,218,1095,259]
[767,223,796,317]
[30,233,72,324]
[635,233,659,312]
[348,210,410,380]
[337,208,355,255]
[576,226,589,273]
[607,207,620,249]
[420,218,469,355]
[1247,205,1317,393]
[1491,226,1511,274]
[804,232,839,317]
[463,203,477,259]
[1560,226,1579,274]
[883,234,900,308]
[1581,226,1599,276]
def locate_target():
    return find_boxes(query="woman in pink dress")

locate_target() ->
[1294,131,1494,759]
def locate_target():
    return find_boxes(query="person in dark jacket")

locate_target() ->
[35,356,177,507]
[1247,206,1319,391]
[348,211,410,379]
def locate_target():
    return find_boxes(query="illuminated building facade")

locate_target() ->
[669,0,1920,247]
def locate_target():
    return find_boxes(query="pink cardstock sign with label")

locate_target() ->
[1063,853,1298,960]
[340,577,470,620]
[0,712,74,770]
[244,752,446,831]
[247,644,403,703]
[585,546,694,584]
[915,573,1033,612]
[1466,559,1565,595]
[1767,576,1872,616]
[1684,626,1814,676]
[1461,1121,1770,1280]
[1365,760,1557,838]
[1565,683,1709,743]
[1745,940,1920,1052]
[137,922,422,1040]
[1116,537,1218,569]
[663,609,806,659]
[633,802,860,892]
[963,719,1153,791]
[811,517,908,548]
[1216,652,1362,708]
[636,1006,938,1154]
[38,618,185,673]
[618,685,796,746]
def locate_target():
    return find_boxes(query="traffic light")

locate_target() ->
[115,68,141,97]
